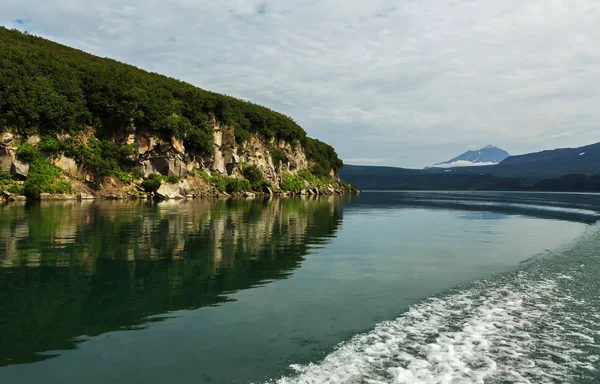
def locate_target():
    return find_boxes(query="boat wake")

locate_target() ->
[272,229,600,384]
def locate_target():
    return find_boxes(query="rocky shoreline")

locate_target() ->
[1,183,358,203]
[1,125,358,204]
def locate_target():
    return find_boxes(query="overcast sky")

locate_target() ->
[3,0,600,168]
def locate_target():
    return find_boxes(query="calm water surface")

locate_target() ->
[1,192,599,383]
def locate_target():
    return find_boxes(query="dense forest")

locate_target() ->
[0,27,342,179]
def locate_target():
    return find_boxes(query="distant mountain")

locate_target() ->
[340,142,600,191]
[427,145,510,168]
[459,142,600,179]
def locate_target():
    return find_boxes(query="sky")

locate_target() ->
[2,0,600,168]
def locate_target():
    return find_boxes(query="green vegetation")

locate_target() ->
[297,170,330,188]
[130,167,142,180]
[6,184,22,194]
[0,27,342,176]
[15,143,72,198]
[280,172,304,192]
[339,179,358,192]
[197,170,212,183]
[198,171,254,193]
[15,142,39,163]
[269,146,288,167]
[141,173,162,193]
[0,171,12,184]
[206,173,227,192]
[242,165,271,191]
[303,138,343,177]
[166,175,179,184]
[23,160,71,198]
[224,178,251,193]
[35,136,135,181]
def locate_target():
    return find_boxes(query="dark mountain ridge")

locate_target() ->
[340,141,600,191]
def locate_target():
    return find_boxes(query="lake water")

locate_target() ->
[1,192,599,383]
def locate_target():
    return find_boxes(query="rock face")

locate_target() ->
[10,159,29,180]
[0,147,13,172]
[141,157,188,178]
[130,120,314,190]
[0,119,347,200]
[155,183,183,200]
[205,121,309,188]
[53,155,78,175]
[0,133,19,176]
[1,132,15,146]
[27,135,41,146]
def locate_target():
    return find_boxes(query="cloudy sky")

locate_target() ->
[2,0,600,168]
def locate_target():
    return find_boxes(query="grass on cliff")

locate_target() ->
[280,172,304,192]
[196,170,254,193]
[16,143,72,198]
[242,165,271,191]
[0,171,12,184]
[140,174,180,193]
[36,135,139,184]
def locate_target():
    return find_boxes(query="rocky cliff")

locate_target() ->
[0,122,355,201]
[0,27,355,201]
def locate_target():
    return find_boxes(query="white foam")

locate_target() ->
[271,271,599,384]
[413,198,600,218]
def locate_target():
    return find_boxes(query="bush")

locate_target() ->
[280,172,303,192]
[16,143,40,163]
[209,174,227,192]
[242,165,270,190]
[7,185,21,194]
[0,171,12,183]
[141,173,163,192]
[197,170,212,183]
[297,170,329,188]
[186,126,214,155]
[15,144,71,198]
[167,175,179,184]
[302,137,343,177]
[115,168,133,184]
[130,167,142,179]
[48,180,72,194]
[39,137,61,154]
[225,178,250,193]
[234,128,251,146]
[22,157,68,198]
[269,146,288,167]
[120,143,138,158]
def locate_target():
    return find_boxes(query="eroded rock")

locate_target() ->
[171,136,185,153]
[0,147,12,172]
[155,183,183,200]
[1,132,15,146]
[10,159,29,180]
[53,155,78,174]
[27,135,41,146]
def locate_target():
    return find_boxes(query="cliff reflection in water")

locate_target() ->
[0,197,345,366]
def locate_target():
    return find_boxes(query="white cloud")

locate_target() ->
[2,0,600,167]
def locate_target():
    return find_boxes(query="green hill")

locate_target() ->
[0,27,345,198]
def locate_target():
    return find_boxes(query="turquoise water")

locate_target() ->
[0,192,599,383]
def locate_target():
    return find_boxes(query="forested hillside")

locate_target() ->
[0,27,347,199]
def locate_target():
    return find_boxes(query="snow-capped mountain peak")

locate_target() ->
[426,145,510,169]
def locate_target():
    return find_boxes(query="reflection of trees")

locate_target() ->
[0,197,343,366]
